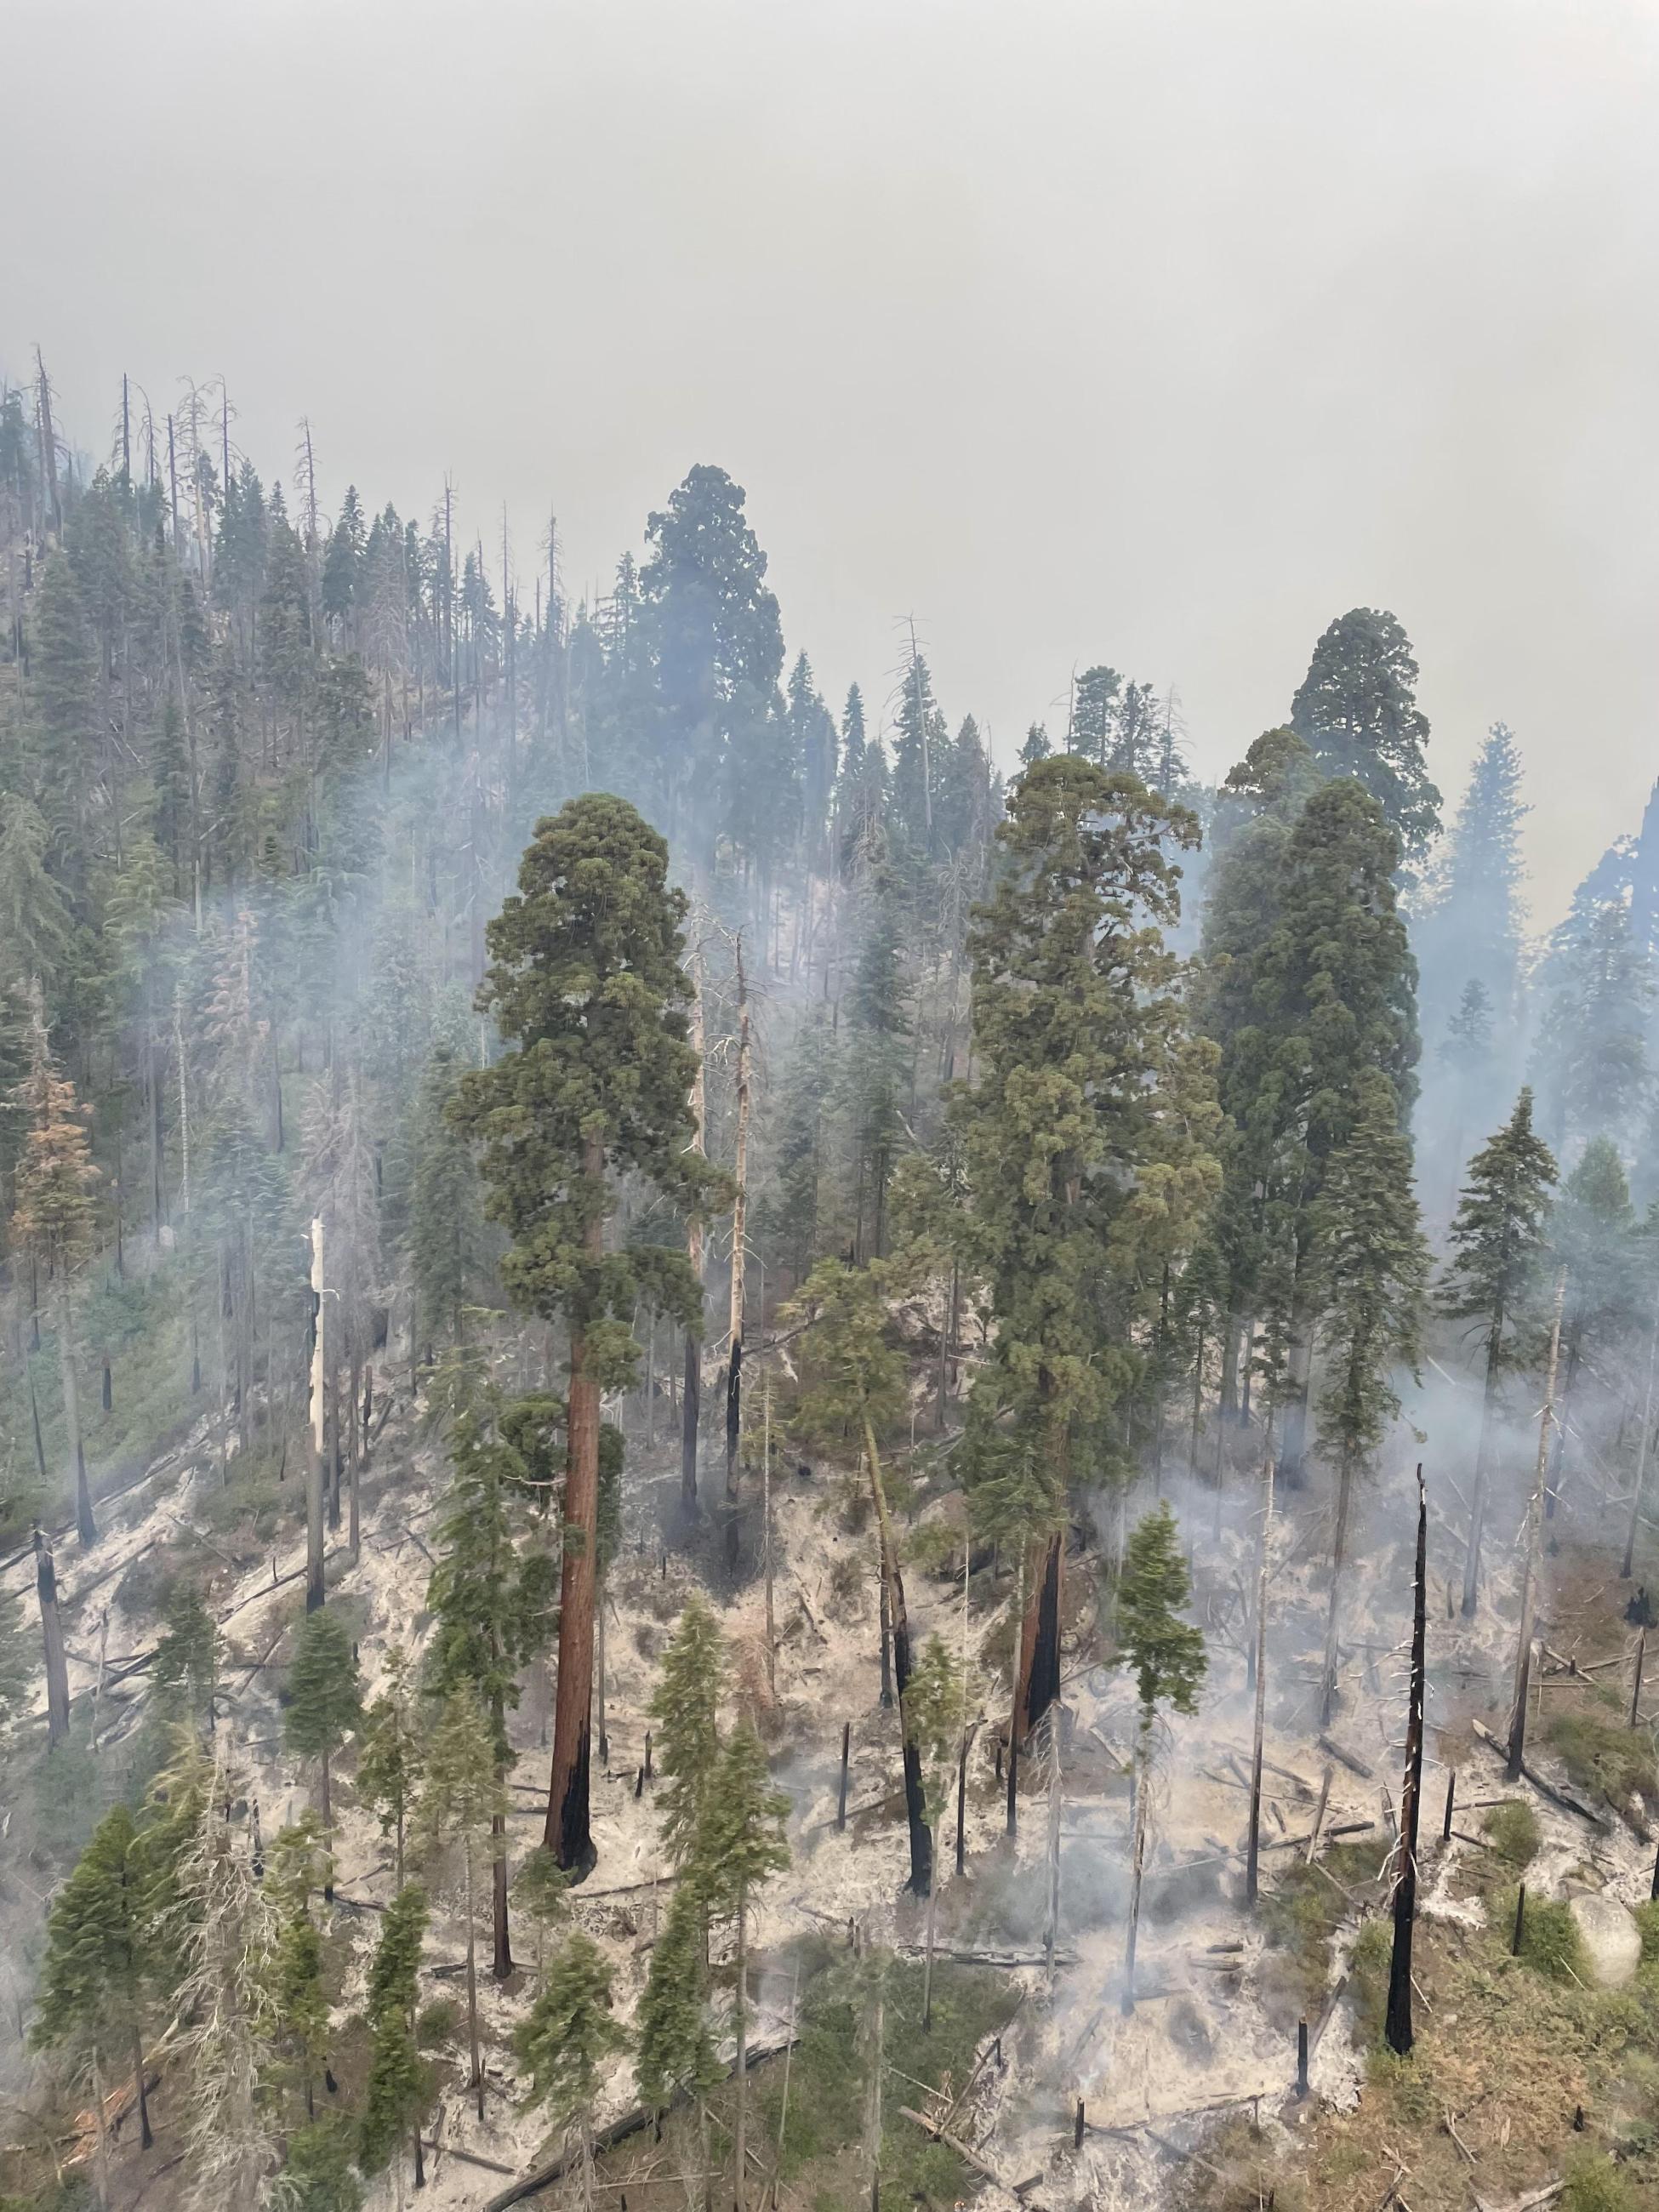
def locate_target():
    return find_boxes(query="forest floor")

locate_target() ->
[4,1371,1659,2212]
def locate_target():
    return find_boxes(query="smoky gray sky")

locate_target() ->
[7,0,1657,927]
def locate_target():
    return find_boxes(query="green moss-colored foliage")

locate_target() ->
[1500,1887,1586,1982]
[276,2117,364,2212]
[415,1998,459,2049]
[1483,1799,1542,1868]
[1633,1900,1659,1971]
[757,1947,1015,2204]
[1563,2149,1636,2212]
[1544,1712,1659,1813]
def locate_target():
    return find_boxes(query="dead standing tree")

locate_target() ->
[1385,1464,1428,2056]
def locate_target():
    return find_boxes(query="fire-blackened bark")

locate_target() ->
[1385,1465,1428,2057]
[1016,1532,1063,1747]
[36,1528,70,1747]
[544,1138,605,1876]
[864,1417,932,1896]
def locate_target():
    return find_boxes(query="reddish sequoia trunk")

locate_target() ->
[545,1141,604,1875]
[1015,1532,1063,1747]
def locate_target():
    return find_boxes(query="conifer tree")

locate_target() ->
[418,1681,502,2118]
[0,1577,30,1727]
[152,1578,219,1728]
[267,1817,333,2124]
[699,1721,790,2206]
[954,755,1209,1745]
[284,1609,361,1879]
[1438,1089,1558,1613]
[1418,721,1528,1034]
[454,793,725,1873]
[635,1881,718,2121]
[787,1257,932,1890]
[648,1590,725,1875]
[515,1932,629,2212]
[1289,607,1440,860]
[357,1643,425,1887]
[12,989,100,1544]
[359,1883,430,2202]
[408,1044,486,1350]
[841,869,911,1260]
[1532,896,1652,1151]
[1115,1504,1206,2012]
[1546,1136,1635,1512]
[32,1803,157,2179]
[1309,1073,1429,1724]
[426,1395,559,1977]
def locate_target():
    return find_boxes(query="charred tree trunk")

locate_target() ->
[1508,1276,1565,1782]
[864,1417,932,1896]
[546,1142,605,1874]
[1015,1532,1063,1747]
[726,935,750,1502]
[1385,1465,1428,2057]
[36,1529,70,1747]
[1246,1462,1274,1906]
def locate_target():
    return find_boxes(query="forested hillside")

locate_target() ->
[4,356,1659,2212]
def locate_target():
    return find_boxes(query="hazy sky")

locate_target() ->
[7,0,1657,928]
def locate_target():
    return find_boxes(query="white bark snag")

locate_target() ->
[682,946,705,1511]
[1246,1458,1275,1906]
[1508,1272,1565,1780]
[36,1528,71,1747]
[1622,1297,1659,1581]
[1122,1713,1150,2014]
[726,934,750,1502]
[305,1217,327,1611]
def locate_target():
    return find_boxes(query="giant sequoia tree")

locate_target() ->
[1290,607,1441,862]
[454,795,725,1873]
[955,755,1214,1747]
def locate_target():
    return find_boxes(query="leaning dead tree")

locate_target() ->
[1385,1463,1428,2057]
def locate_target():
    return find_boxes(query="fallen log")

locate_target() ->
[898,2107,1039,2197]
[420,2139,517,2175]
[1470,1720,1606,1827]
[480,2033,799,2210]
[1318,1732,1375,1779]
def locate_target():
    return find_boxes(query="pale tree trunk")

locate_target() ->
[1121,1712,1151,2014]
[1462,1323,1505,1616]
[733,1879,750,2210]
[1318,1442,1358,1730]
[465,1834,484,2118]
[305,1217,327,1611]
[683,948,705,1511]
[1508,1275,1565,1780]
[58,1280,95,1548]
[726,935,750,1502]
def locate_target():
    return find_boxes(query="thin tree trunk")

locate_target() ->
[305,1216,326,1611]
[1246,1461,1274,1906]
[1122,1715,1150,2013]
[546,1138,604,1874]
[864,1417,931,1896]
[1385,1465,1428,2056]
[131,2024,152,2152]
[727,935,750,1502]
[36,1529,70,1746]
[733,1883,749,2211]
[1462,1325,1504,1616]
[465,1838,484,2119]
[762,1367,776,1696]
[1508,1276,1565,1781]
[319,1747,334,1901]
[1319,1444,1358,1730]
[1622,1299,1659,1580]
[683,949,706,1511]
[57,1280,95,1547]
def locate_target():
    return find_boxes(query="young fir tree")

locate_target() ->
[514,1932,630,2212]
[283,1609,362,1884]
[31,1802,158,2180]
[698,1721,790,2208]
[648,1590,725,1877]
[1308,1073,1429,1725]
[359,1883,430,2204]
[902,1633,969,2024]
[954,755,1211,1748]
[1289,607,1441,863]
[1438,1089,1559,1614]
[418,1681,503,2120]
[266,1816,333,2124]
[635,1878,719,2123]
[426,1398,560,1979]
[1115,1504,1207,2013]
[356,1643,425,1887]
[1531,895,1653,1153]
[151,1579,219,1730]
[1438,978,1497,1213]
[787,1257,932,1892]
[1545,1136,1636,1513]
[1417,722,1528,1035]
[408,1044,486,1351]
[0,1577,30,1727]
[453,793,726,1874]
[11,989,100,1545]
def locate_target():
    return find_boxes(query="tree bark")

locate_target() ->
[1385,1466,1428,2057]
[727,935,750,1502]
[1246,1462,1274,1905]
[465,1837,485,2119]
[1318,1445,1357,1730]
[1622,1302,1659,1580]
[1462,1323,1504,1617]
[546,1143,603,1874]
[131,2025,152,2152]
[733,1882,750,2210]
[864,1418,931,1896]
[1015,1533,1063,1747]
[1122,1715,1150,2013]
[305,1217,326,1611]
[35,1529,70,1747]
[58,1280,95,1548]
[682,949,705,1511]
[1508,1276,1565,1781]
